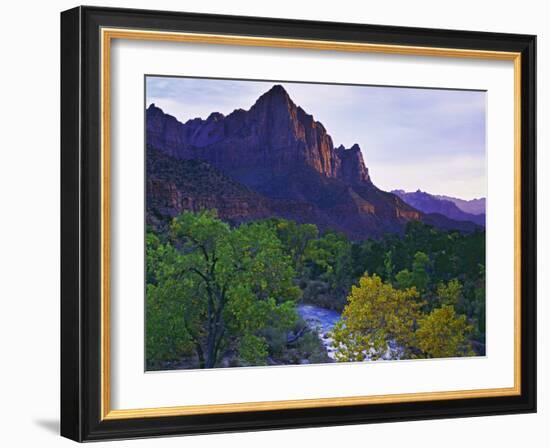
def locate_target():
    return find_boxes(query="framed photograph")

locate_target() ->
[60,6,536,442]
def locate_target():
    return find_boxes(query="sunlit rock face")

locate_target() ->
[147,85,371,184]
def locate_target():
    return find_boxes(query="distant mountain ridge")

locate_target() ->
[146,84,481,239]
[435,194,486,215]
[392,190,485,227]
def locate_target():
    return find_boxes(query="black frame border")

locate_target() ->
[61,6,536,442]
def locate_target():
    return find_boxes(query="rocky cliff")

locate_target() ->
[146,85,370,186]
[146,84,479,239]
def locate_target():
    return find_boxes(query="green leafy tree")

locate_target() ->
[305,231,352,292]
[331,273,423,361]
[273,219,318,272]
[411,251,430,292]
[146,233,196,366]
[350,240,384,280]
[394,251,430,293]
[146,210,300,369]
[436,278,463,307]
[395,268,414,290]
[469,265,486,345]
[416,305,473,358]
[383,250,394,282]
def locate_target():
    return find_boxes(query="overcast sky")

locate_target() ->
[146,76,486,200]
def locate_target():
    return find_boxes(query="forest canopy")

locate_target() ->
[146,211,485,370]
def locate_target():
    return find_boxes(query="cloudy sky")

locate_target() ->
[146,76,486,200]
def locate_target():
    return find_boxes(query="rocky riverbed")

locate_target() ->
[297,304,342,360]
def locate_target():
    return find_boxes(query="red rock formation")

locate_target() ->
[146,85,370,185]
[146,85,479,239]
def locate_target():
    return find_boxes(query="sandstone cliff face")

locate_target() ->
[146,149,274,231]
[146,146,415,239]
[146,147,344,233]
[335,144,370,184]
[146,85,370,185]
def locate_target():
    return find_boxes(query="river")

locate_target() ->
[297,303,403,361]
[297,304,341,360]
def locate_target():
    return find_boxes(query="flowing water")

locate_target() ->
[297,304,403,361]
[297,304,341,360]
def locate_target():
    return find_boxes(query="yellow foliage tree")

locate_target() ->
[331,273,423,361]
[416,305,474,358]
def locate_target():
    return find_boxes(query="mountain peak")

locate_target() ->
[146,85,372,185]
[336,143,370,184]
[253,84,294,109]
[147,103,163,113]
[207,112,225,121]
[266,84,289,97]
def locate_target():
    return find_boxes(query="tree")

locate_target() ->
[304,230,352,293]
[273,219,318,272]
[411,251,430,292]
[416,305,473,358]
[146,210,300,369]
[394,251,430,293]
[331,273,423,361]
[146,233,196,367]
[383,250,394,282]
[350,239,384,280]
[436,278,463,307]
[395,268,414,290]
[469,265,486,345]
